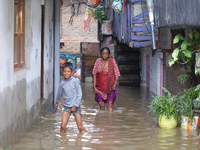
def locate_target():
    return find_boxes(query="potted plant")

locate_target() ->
[87,6,113,35]
[148,87,181,129]
[87,6,107,23]
[178,85,200,130]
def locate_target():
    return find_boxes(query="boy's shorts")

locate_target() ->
[63,106,82,116]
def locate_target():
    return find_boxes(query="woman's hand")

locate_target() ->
[70,106,76,112]
[112,84,117,90]
[94,88,98,94]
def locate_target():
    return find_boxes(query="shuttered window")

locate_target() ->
[14,0,25,69]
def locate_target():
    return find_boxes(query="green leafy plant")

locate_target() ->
[178,85,200,118]
[87,6,107,23]
[168,29,200,84]
[148,87,181,122]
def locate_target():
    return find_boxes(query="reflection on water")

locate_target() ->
[13,83,200,150]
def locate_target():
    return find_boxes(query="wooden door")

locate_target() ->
[81,42,100,82]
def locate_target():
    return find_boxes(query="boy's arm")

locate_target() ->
[73,79,82,107]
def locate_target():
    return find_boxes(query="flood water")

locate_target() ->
[13,83,200,150]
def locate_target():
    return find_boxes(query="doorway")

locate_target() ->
[40,5,45,99]
[116,43,141,86]
[80,42,100,83]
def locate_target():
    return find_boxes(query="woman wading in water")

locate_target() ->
[92,47,120,112]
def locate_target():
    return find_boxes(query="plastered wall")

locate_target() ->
[0,0,54,148]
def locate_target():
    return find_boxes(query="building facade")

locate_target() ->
[0,0,57,148]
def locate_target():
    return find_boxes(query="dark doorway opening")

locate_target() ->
[40,5,45,99]
[80,42,100,83]
[115,43,141,86]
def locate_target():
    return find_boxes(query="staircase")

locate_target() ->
[117,48,140,86]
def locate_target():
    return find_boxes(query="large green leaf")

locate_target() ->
[195,85,200,91]
[170,107,174,113]
[180,36,184,41]
[162,87,171,96]
[189,32,193,39]
[168,59,175,66]
[172,48,179,59]
[182,50,192,58]
[173,34,181,44]
[181,42,187,50]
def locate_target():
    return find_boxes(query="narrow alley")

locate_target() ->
[12,83,200,150]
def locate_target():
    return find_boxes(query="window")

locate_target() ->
[14,0,25,69]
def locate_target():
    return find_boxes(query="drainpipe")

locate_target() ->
[146,0,157,51]
[54,0,60,104]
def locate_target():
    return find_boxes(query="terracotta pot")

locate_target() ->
[158,115,177,129]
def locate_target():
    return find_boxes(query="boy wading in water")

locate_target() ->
[54,62,87,133]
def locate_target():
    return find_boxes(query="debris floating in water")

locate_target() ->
[128,110,138,112]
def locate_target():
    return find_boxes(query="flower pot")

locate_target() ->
[181,116,200,130]
[101,20,113,35]
[158,115,177,129]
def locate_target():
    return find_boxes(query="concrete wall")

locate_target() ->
[140,48,163,95]
[60,0,99,54]
[43,0,54,100]
[0,0,54,148]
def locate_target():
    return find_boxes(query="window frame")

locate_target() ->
[157,28,173,53]
[14,0,25,69]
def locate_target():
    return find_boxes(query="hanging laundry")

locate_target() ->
[112,0,122,14]
[123,0,128,12]
[83,7,92,33]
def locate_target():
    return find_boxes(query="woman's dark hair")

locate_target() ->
[101,47,110,54]
[62,62,73,71]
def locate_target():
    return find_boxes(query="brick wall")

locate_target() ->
[140,48,163,95]
[60,0,99,54]
[163,52,191,95]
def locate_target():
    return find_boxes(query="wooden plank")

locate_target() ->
[132,26,151,32]
[132,35,152,40]
[132,19,150,24]
[132,35,158,40]
[131,41,152,48]
[131,0,146,2]
[127,3,131,43]
[122,6,128,43]
[133,11,148,20]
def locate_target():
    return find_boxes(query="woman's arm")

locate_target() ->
[93,75,96,88]
[93,75,97,93]
[112,77,118,90]
[92,59,99,93]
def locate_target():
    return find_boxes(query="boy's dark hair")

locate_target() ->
[62,62,73,71]
[101,47,110,54]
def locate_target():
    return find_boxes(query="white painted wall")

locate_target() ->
[0,0,54,148]
[140,48,163,95]
[43,0,54,99]
[0,0,14,92]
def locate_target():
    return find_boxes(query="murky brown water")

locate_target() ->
[13,83,200,150]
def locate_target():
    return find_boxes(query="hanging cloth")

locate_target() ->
[123,0,128,12]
